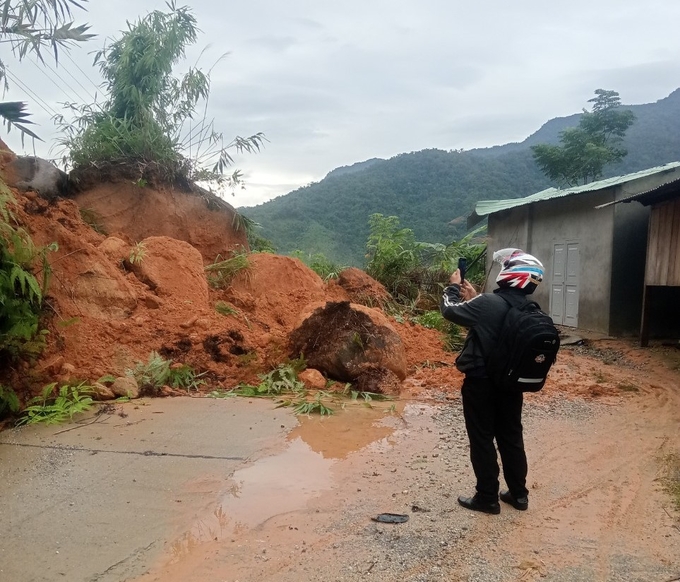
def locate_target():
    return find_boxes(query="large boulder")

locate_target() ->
[288,301,407,395]
[2,156,70,200]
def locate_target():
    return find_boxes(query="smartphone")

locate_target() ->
[458,257,467,283]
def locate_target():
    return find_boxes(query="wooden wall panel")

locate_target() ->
[646,198,680,286]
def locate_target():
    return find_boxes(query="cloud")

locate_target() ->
[3,0,680,207]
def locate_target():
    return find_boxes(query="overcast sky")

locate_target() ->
[4,0,680,207]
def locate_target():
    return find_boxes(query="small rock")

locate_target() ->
[39,355,64,375]
[144,294,162,309]
[91,382,115,401]
[111,376,140,399]
[299,368,327,390]
[180,316,199,329]
[60,362,76,376]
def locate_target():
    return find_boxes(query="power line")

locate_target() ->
[63,51,103,98]
[39,5,102,96]
[4,69,60,118]
[56,55,98,102]
[36,58,85,104]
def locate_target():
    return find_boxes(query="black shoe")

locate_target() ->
[457,495,501,515]
[500,490,528,511]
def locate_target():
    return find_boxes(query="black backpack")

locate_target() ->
[485,294,560,392]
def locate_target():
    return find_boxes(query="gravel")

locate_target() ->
[263,395,679,582]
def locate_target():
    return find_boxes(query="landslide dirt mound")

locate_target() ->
[1,177,461,404]
[70,181,248,262]
[5,148,646,410]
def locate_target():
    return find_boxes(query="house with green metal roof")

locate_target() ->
[469,162,680,336]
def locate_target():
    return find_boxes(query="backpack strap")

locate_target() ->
[473,293,520,365]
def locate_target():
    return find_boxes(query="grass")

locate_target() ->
[205,253,249,288]
[593,370,608,384]
[128,242,147,265]
[660,452,680,511]
[215,301,239,316]
[215,361,393,416]
[410,310,466,352]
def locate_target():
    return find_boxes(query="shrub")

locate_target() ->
[0,185,55,361]
[365,214,486,304]
[18,383,94,426]
[291,250,344,280]
[0,384,20,418]
[205,252,249,288]
[130,351,205,394]
[56,3,264,190]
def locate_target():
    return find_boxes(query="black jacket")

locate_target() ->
[440,285,530,377]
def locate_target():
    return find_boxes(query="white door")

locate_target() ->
[551,243,566,325]
[551,242,579,327]
[564,243,580,327]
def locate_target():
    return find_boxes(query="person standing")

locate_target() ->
[440,249,545,514]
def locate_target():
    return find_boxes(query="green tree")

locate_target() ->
[531,89,636,186]
[0,0,93,140]
[59,2,264,189]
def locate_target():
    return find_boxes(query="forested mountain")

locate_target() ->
[241,89,680,266]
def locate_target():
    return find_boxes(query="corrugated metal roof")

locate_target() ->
[469,162,680,226]
[595,173,680,208]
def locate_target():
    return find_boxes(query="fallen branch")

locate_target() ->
[53,413,105,435]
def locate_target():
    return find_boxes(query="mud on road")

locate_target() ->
[133,340,680,582]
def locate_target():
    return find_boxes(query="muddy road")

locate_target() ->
[1,340,680,582]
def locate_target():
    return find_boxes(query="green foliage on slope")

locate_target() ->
[243,148,549,266]
[57,3,263,190]
[0,184,55,362]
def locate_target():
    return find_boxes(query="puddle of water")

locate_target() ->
[171,436,333,558]
[220,436,334,528]
[288,402,401,459]
[169,402,412,560]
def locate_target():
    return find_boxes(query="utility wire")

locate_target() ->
[4,69,60,118]
[54,54,98,103]
[34,58,85,104]
[63,51,102,96]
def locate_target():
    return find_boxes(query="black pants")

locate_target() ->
[461,376,528,503]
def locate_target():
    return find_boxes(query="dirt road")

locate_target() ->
[2,340,679,581]
[133,341,680,582]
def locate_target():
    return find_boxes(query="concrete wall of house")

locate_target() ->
[609,201,650,335]
[529,191,616,333]
[486,192,616,333]
[484,206,530,289]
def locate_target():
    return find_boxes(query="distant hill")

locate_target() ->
[241,89,680,266]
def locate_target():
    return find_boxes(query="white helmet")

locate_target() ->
[493,248,544,290]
